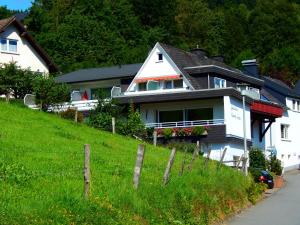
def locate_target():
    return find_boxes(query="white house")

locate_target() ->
[56,42,300,171]
[0,16,58,73]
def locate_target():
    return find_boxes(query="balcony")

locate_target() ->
[145,119,225,129]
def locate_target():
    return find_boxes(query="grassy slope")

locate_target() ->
[0,102,253,225]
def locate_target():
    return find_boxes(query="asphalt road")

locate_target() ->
[226,170,300,225]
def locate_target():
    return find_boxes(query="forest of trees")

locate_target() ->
[1,0,300,85]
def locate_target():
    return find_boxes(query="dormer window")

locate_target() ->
[158,53,163,61]
[1,38,18,53]
[214,77,226,88]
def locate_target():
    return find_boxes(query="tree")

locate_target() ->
[33,76,70,111]
[0,63,39,101]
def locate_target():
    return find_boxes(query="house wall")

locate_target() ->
[139,98,224,124]
[264,108,300,171]
[207,142,245,166]
[223,96,251,140]
[0,25,49,73]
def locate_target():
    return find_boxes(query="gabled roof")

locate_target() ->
[0,16,58,73]
[263,76,300,100]
[55,63,142,84]
[159,43,264,88]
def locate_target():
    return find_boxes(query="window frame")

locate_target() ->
[214,77,226,88]
[281,124,289,140]
[0,38,18,53]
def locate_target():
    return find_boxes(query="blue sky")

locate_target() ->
[1,0,32,10]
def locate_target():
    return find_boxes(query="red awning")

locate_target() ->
[134,75,181,83]
[250,101,283,118]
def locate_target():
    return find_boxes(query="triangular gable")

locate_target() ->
[126,42,193,92]
[0,16,58,73]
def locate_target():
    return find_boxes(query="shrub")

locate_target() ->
[33,76,70,111]
[249,147,266,170]
[191,126,205,136]
[177,128,186,136]
[167,141,196,153]
[88,112,112,131]
[60,108,84,123]
[0,62,38,100]
[163,128,173,139]
[145,127,154,138]
[126,104,145,137]
[268,155,283,176]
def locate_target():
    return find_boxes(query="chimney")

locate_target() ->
[211,55,224,63]
[242,59,259,78]
[190,48,208,58]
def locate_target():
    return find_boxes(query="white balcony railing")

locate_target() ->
[49,100,98,112]
[145,119,225,129]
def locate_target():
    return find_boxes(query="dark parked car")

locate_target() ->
[259,170,274,189]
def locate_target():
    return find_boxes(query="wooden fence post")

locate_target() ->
[218,148,227,169]
[235,155,243,169]
[84,144,90,199]
[74,108,78,123]
[179,147,188,176]
[112,117,116,134]
[187,143,200,171]
[205,148,211,168]
[133,144,146,190]
[153,130,157,146]
[163,148,176,185]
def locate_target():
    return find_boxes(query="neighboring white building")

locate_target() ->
[0,16,58,73]
[56,42,300,171]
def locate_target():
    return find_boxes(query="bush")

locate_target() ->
[268,155,283,176]
[33,76,70,111]
[126,104,145,137]
[60,108,84,123]
[167,141,197,153]
[247,182,267,204]
[163,128,173,139]
[191,126,205,136]
[177,128,186,136]
[249,147,266,170]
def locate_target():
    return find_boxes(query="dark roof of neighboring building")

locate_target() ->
[0,16,58,73]
[159,43,264,89]
[262,76,300,101]
[56,63,143,84]
[115,87,253,104]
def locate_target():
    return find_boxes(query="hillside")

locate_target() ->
[0,101,255,224]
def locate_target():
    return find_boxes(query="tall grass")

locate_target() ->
[0,102,255,224]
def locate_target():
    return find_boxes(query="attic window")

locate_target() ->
[158,53,163,61]
[0,38,17,53]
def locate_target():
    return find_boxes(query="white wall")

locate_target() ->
[264,107,300,170]
[139,98,224,124]
[0,25,49,73]
[223,96,251,140]
[206,143,244,167]
[126,43,189,93]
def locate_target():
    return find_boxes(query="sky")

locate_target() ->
[1,0,32,10]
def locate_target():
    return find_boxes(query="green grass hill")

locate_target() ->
[0,101,257,224]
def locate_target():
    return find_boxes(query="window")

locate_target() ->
[138,82,147,91]
[158,53,163,61]
[186,108,213,121]
[147,81,159,90]
[281,124,289,139]
[0,38,17,53]
[291,99,300,111]
[214,77,226,88]
[293,100,296,110]
[1,39,7,51]
[8,40,17,52]
[164,80,172,89]
[159,110,183,123]
[174,79,183,88]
